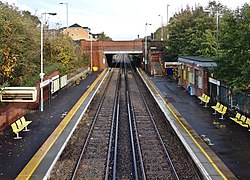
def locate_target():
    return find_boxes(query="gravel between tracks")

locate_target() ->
[49,68,202,179]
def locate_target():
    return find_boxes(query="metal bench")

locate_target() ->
[11,116,32,139]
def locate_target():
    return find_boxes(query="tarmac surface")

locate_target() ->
[149,75,250,180]
[0,70,249,179]
[0,71,100,179]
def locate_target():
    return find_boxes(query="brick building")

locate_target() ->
[178,56,217,97]
[62,23,93,41]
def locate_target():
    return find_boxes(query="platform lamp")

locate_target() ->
[204,8,220,60]
[59,2,69,34]
[40,12,57,112]
[158,15,164,41]
[166,4,170,42]
[144,23,152,72]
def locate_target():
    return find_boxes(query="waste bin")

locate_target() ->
[188,85,195,96]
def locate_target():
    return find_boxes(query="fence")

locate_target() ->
[211,84,250,115]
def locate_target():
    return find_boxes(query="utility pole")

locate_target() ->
[166,4,170,42]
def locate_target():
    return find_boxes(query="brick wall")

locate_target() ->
[0,71,59,130]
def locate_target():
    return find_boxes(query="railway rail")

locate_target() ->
[127,64,179,179]
[50,56,201,179]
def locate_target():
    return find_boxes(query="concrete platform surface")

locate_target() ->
[148,75,250,180]
[0,71,101,179]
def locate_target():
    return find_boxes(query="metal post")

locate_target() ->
[166,4,170,42]
[90,36,93,71]
[144,23,152,72]
[40,20,44,112]
[59,3,69,34]
[158,15,164,41]
[40,12,56,112]
[216,10,219,59]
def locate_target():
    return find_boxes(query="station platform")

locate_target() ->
[0,68,248,179]
[145,74,250,180]
[0,70,104,179]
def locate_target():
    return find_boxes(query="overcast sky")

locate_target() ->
[3,0,249,40]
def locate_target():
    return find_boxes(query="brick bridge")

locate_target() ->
[81,40,143,69]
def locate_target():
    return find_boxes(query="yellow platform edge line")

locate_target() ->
[16,69,107,180]
[139,69,227,180]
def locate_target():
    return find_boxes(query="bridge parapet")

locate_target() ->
[81,40,143,69]
[81,40,143,51]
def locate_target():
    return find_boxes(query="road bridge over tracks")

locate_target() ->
[81,40,143,69]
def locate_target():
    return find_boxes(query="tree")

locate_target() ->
[98,32,112,41]
[0,2,87,87]
[167,5,216,61]
[215,4,250,91]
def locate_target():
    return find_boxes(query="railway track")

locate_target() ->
[126,64,179,179]
[50,55,201,180]
[71,68,120,179]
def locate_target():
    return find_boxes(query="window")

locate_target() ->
[195,69,199,87]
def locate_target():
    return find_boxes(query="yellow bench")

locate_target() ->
[230,113,250,131]
[230,113,241,123]
[217,106,227,120]
[240,118,250,131]
[211,102,227,119]
[198,93,210,107]
[211,102,222,114]
[11,123,24,139]
[11,116,32,139]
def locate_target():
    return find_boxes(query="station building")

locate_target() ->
[178,56,217,97]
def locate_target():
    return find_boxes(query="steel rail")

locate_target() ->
[132,68,180,180]
[71,69,114,180]
[110,61,122,179]
[124,62,139,180]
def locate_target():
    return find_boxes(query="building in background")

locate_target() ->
[178,56,217,97]
[62,23,98,41]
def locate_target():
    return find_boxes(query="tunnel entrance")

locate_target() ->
[105,53,142,67]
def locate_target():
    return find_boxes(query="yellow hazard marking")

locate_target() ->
[139,69,227,180]
[16,69,107,180]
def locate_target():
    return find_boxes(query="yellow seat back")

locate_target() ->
[241,115,246,122]
[246,118,250,125]
[235,113,241,119]
[11,123,19,133]
[223,107,227,113]
[16,120,23,128]
[219,104,224,111]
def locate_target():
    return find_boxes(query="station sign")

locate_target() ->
[209,77,220,86]
[40,79,50,88]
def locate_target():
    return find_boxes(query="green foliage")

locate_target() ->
[167,5,216,61]
[0,2,87,87]
[166,1,249,91]
[215,4,250,92]
[98,32,112,41]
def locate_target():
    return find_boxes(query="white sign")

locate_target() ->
[60,75,67,88]
[51,75,59,81]
[51,78,60,94]
[40,79,50,88]
[209,77,220,86]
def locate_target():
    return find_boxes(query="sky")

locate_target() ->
[2,0,249,40]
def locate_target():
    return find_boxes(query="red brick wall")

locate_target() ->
[0,70,59,130]
[81,40,143,70]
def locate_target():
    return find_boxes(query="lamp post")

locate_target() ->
[90,34,93,72]
[204,9,220,59]
[59,2,69,33]
[166,4,170,42]
[215,9,219,59]
[158,15,164,41]
[144,23,152,72]
[40,12,56,112]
